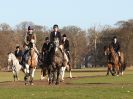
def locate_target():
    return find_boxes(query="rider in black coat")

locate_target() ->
[111,36,120,56]
[62,34,70,61]
[14,45,23,64]
[50,24,62,44]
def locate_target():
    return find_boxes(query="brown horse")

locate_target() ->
[104,45,126,76]
[24,47,38,85]
[59,44,72,81]
[104,46,114,76]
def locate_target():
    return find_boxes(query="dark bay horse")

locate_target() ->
[104,45,126,76]
[47,38,64,85]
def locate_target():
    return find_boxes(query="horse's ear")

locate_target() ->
[7,51,11,55]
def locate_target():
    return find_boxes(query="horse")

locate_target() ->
[46,38,64,85]
[104,46,115,76]
[41,38,72,84]
[59,44,72,81]
[8,53,24,81]
[24,45,38,85]
[104,45,126,76]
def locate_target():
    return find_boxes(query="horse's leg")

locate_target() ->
[24,64,30,85]
[106,65,109,76]
[48,68,51,84]
[68,63,72,79]
[12,70,16,82]
[29,68,35,85]
[48,65,53,84]
[56,67,60,85]
[116,64,120,76]
[52,69,56,84]
[16,71,20,81]
[40,68,46,80]
[107,64,114,76]
[60,67,66,81]
[41,69,45,80]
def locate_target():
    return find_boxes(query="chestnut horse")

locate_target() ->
[104,45,126,76]
[24,47,38,85]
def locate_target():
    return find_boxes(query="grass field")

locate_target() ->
[0,68,133,99]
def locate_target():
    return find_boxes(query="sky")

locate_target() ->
[0,0,133,29]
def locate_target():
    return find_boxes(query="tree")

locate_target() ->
[0,23,11,32]
[61,26,88,68]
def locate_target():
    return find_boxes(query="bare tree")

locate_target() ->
[0,23,12,32]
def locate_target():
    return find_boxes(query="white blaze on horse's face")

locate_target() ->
[54,38,59,47]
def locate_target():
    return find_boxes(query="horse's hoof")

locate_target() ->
[25,83,28,85]
[30,83,34,85]
[116,75,119,77]
[70,77,72,79]
[121,72,124,76]
[55,82,59,85]
[60,79,64,82]
[40,77,45,80]
[49,81,52,85]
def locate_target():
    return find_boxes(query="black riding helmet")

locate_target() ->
[112,36,117,41]
[113,36,117,39]
[16,46,20,49]
[45,37,49,41]
[53,24,58,29]
[28,26,33,30]
[62,34,67,37]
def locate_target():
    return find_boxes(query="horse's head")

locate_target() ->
[54,38,59,47]
[109,45,115,54]
[104,45,110,55]
[8,53,15,65]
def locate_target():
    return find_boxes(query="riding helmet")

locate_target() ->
[53,24,58,29]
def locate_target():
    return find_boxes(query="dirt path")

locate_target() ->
[0,76,133,88]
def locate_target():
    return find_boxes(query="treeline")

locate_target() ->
[0,19,133,69]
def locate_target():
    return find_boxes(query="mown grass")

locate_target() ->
[0,68,133,99]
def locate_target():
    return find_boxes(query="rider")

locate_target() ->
[42,37,50,54]
[14,45,23,64]
[24,26,37,48]
[42,37,50,62]
[22,26,39,66]
[62,34,70,61]
[50,24,62,44]
[111,36,121,57]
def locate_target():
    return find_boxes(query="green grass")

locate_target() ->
[0,68,133,99]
